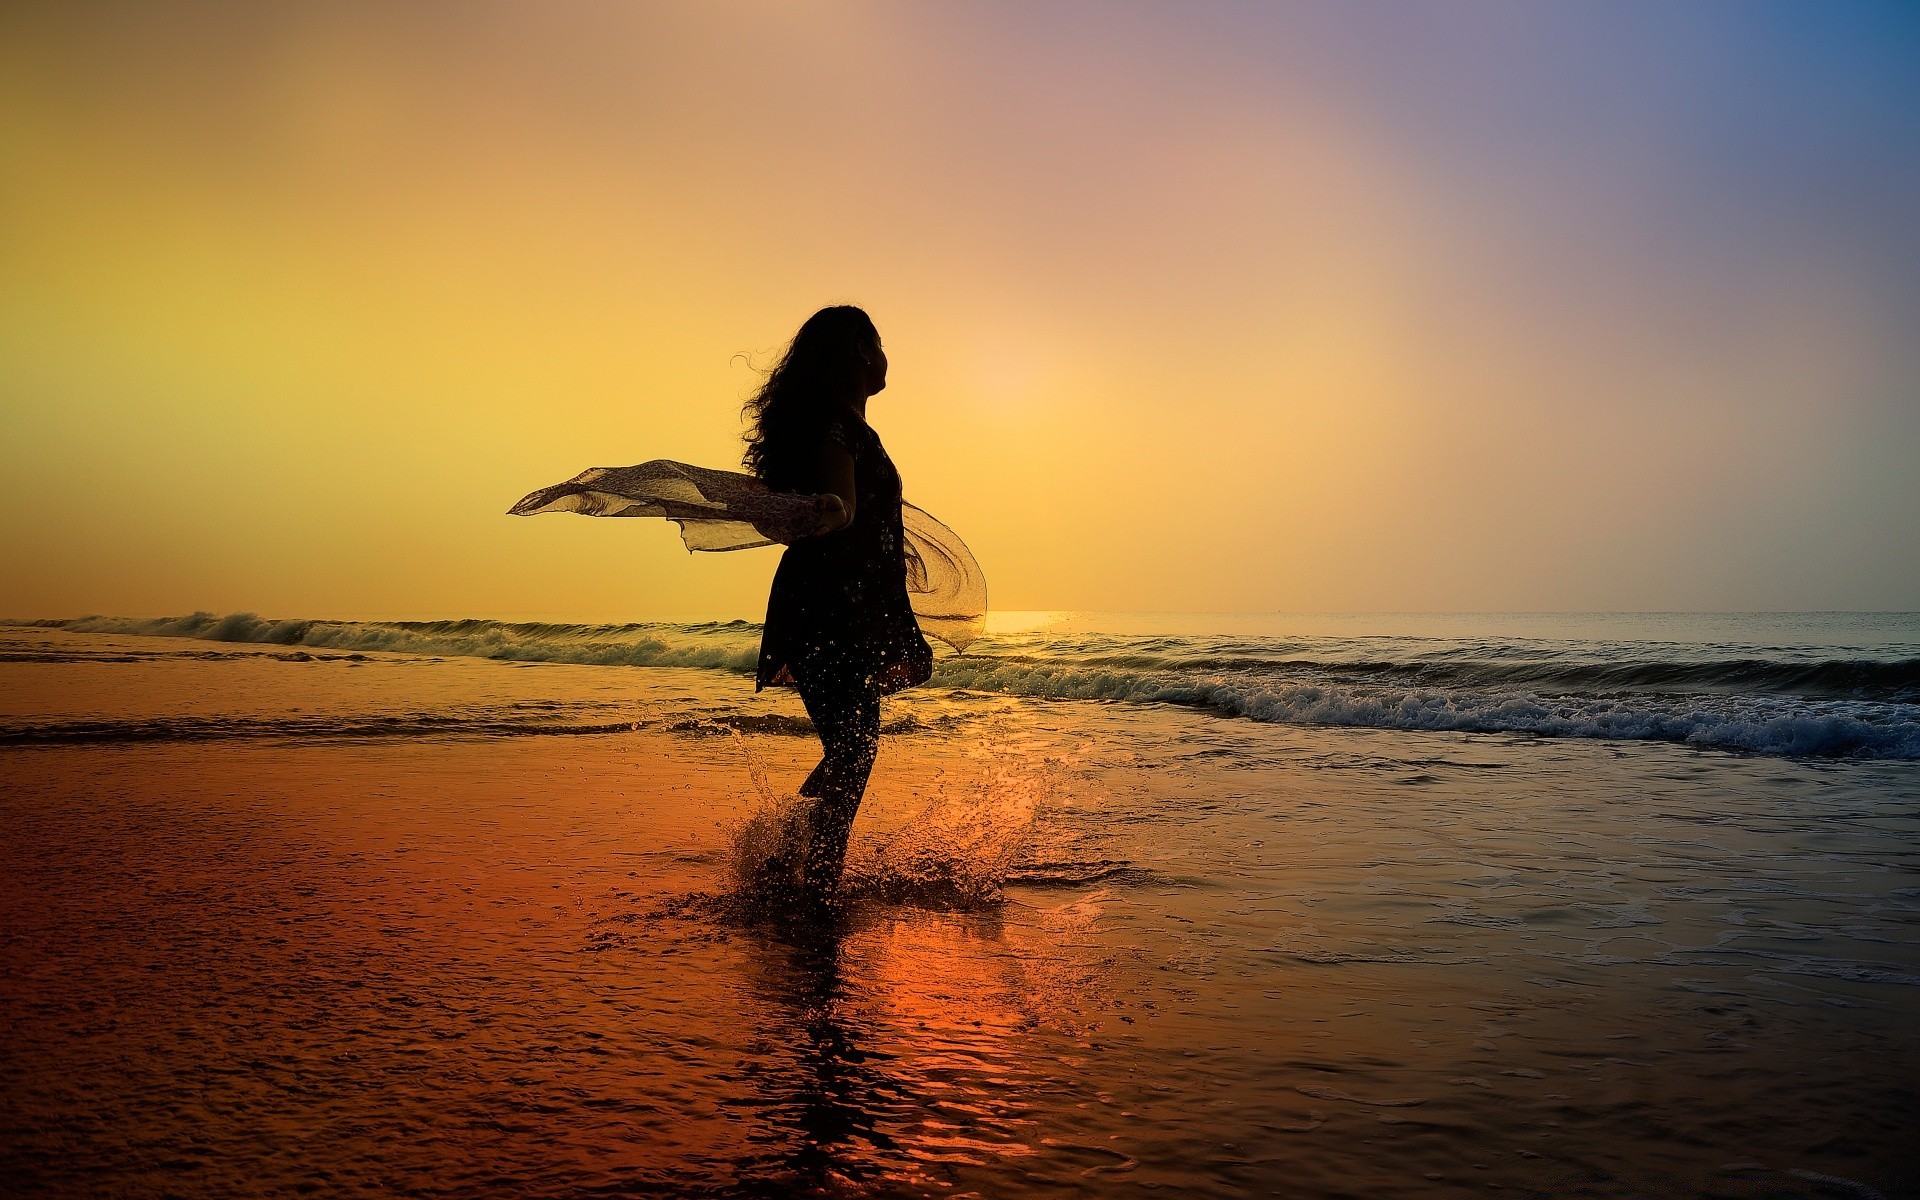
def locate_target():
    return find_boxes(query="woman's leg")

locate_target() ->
[795,672,881,894]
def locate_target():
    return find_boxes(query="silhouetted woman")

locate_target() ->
[745,306,934,904]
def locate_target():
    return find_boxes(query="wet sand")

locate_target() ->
[3,735,1916,1198]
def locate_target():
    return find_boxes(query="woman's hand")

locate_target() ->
[809,492,852,536]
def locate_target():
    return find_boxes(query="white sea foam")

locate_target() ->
[19,612,1920,759]
[929,658,1920,759]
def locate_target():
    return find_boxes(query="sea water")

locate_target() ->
[2,612,1916,1197]
[12,609,1915,758]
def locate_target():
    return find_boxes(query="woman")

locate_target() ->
[744,306,934,901]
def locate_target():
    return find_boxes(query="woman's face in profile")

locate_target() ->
[860,335,888,397]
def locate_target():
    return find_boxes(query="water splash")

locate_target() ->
[721,792,817,908]
[708,730,813,913]
[716,734,1039,915]
[841,761,1036,909]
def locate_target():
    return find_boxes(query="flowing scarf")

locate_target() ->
[510,460,985,652]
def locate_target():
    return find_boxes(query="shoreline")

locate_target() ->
[3,628,1917,1197]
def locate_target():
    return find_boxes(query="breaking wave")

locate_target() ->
[930,658,1920,759]
[14,612,1920,759]
[33,611,764,672]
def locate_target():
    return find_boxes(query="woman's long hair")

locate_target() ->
[742,305,877,488]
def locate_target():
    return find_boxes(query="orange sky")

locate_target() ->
[4,2,1917,619]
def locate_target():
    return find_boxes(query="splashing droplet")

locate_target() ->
[715,737,1040,915]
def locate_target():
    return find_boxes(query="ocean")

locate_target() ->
[3,611,1917,1197]
[11,609,1918,757]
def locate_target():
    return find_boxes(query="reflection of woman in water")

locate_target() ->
[745,306,934,903]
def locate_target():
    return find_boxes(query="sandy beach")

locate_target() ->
[4,622,1917,1198]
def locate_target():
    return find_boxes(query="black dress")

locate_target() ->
[755,413,934,697]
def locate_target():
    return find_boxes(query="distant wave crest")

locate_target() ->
[41,611,764,673]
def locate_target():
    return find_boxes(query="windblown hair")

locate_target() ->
[742,305,878,489]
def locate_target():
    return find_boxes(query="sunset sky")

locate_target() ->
[4,1,1917,619]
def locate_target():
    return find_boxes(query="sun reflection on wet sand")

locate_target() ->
[714,913,1047,1195]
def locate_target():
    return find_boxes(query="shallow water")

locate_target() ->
[2,621,1917,1197]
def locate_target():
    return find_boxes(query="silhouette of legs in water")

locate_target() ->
[794,670,880,900]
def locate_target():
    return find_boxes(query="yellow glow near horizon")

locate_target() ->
[3,3,1916,619]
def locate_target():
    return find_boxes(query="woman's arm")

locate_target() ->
[805,441,856,535]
